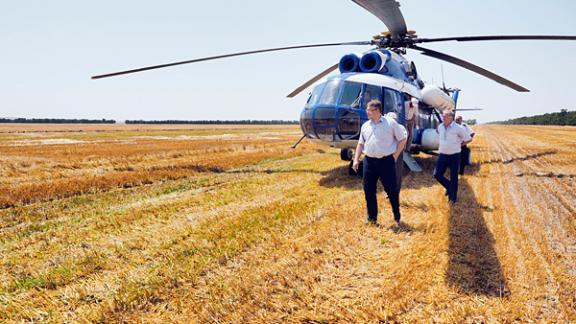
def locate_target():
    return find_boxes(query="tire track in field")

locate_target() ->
[487,129,576,318]
[479,133,530,305]
[484,129,570,319]
[489,128,576,258]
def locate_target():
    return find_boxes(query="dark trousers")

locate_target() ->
[434,153,461,203]
[459,146,471,175]
[363,155,400,221]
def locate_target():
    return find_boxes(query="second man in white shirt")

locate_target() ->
[434,110,472,203]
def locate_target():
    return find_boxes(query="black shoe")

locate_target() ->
[365,218,377,226]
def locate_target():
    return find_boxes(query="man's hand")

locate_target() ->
[393,138,407,162]
[352,160,359,172]
[352,143,364,173]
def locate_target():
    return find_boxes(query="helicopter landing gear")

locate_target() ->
[348,159,363,177]
[340,148,354,161]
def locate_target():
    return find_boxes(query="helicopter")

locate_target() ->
[92,0,576,180]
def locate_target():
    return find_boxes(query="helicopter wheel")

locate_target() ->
[340,148,354,161]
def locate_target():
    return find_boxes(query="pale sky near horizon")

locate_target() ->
[2,0,575,123]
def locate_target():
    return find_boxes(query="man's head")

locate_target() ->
[366,99,383,121]
[455,115,463,124]
[442,109,454,125]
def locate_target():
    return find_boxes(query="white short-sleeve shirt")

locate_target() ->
[359,116,407,158]
[405,100,419,121]
[463,123,475,137]
[437,122,471,155]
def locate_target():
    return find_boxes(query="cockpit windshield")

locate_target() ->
[305,79,402,117]
[305,83,325,109]
[318,79,342,105]
[339,81,362,108]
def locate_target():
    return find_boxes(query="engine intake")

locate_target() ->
[339,54,360,73]
[360,51,389,73]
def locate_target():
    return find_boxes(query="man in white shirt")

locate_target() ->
[352,99,408,224]
[434,110,472,204]
[455,115,475,175]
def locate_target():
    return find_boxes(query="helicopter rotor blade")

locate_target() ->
[351,0,407,38]
[415,35,576,43]
[410,45,530,92]
[286,63,339,98]
[92,41,371,79]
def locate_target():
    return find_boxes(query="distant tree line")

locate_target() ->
[0,118,116,124]
[125,120,299,125]
[491,109,576,126]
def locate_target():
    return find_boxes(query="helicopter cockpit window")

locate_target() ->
[305,83,325,109]
[318,79,342,105]
[338,109,360,139]
[383,88,400,115]
[338,81,362,108]
[363,85,382,110]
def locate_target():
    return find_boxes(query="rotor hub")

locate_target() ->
[372,30,418,49]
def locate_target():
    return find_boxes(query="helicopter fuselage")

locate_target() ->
[299,49,452,154]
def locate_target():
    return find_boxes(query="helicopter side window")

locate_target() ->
[318,79,341,105]
[338,81,362,108]
[305,83,325,109]
[363,85,382,110]
[383,88,400,115]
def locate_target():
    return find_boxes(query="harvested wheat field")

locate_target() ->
[0,124,575,322]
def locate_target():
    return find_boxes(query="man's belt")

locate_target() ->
[365,154,393,159]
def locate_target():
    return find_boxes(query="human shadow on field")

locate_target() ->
[446,179,509,297]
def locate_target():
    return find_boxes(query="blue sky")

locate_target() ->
[2,0,575,123]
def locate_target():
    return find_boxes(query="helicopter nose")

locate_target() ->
[300,106,335,140]
[311,107,337,141]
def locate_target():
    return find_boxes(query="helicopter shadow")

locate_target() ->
[446,178,509,297]
[462,149,557,175]
[474,150,557,166]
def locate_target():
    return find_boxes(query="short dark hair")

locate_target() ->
[367,99,382,111]
[442,109,454,117]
